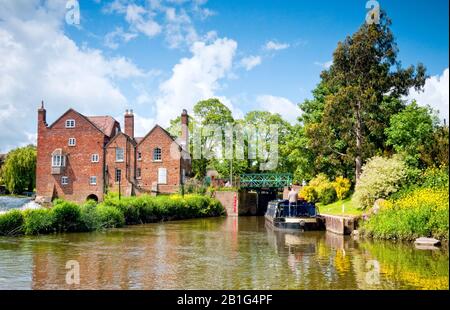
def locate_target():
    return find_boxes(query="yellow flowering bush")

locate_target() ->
[361,187,449,240]
[333,176,351,200]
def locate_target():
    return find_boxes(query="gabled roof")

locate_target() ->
[105,131,137,148]
[87,116,119,138]
[137,125,190,156]
[48,108,119,138]
[137,125,177,146]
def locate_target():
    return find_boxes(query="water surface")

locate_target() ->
[0,217,447,289]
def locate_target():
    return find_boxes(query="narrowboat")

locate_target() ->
[265,199,320,231]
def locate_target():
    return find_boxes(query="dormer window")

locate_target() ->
[65,119,75,128]
[153,147,162,161]
[68,138,76,146]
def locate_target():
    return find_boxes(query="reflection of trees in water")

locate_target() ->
[359,241,449,290]
[20,217,450,289]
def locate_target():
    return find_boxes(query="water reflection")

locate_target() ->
[0,217,447,290]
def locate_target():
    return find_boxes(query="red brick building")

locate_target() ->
[36,102,191,203]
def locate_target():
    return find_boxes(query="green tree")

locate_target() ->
[385,101,438,167]
[312,12,426,181]
[193,98,234,126]
[1,145,37,194]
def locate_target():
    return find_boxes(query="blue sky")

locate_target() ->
[0,0,448,152]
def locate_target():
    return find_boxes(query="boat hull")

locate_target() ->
[265,214,319,232]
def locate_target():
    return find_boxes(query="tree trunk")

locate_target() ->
[355,101,363,181]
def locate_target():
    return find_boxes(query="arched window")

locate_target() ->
[153,147,162,161]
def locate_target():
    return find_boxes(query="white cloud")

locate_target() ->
[103,0,214,49]
[155,38,239,126]
[104,27,138,49]
[125,4,162,37]
[240,55,262,71]
[264,40,290,51]
[407,68,449,123]
[314,60,333,69]
[256,95,301,124]
[0,0,146,153]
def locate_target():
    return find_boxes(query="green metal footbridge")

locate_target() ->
[239,173,293,189]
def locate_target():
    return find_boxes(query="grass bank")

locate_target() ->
[360,187,448,241]
[0,193,225,236]
[317,198,363,216]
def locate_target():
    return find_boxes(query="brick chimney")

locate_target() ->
[124,109,134,139]
[181,109,189,151]
[38,100,47,129]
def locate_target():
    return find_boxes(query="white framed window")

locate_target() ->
[158,167,167,184]
[68,138,76,146]
[52,155,65,167]
[153,147,162,161]
[61,176,69,185]
[115,169,121,183]
[116,147,124,162]
[65,119,75,128]
[91,154,99,163]
[136,168,141,179]
[137,151,142,161]
[89,176,97,185]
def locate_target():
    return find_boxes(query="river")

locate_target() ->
[0,216,448,290]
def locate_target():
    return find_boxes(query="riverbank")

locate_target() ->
[0,193,225,236]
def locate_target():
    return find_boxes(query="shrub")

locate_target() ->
[307,173,338,205]
[353,155,407,209]
[333,176,351,200]
[320,185,337,205]
[23,209,55,235]
[79,200,101,231]
[52,201,82,232]
[300,186,318,203]
[96,205,125,229]
[0,194,225,236]
[420,166,449,189]
[0,210,24,235]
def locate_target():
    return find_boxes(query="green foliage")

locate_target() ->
[386,101,437,166]
[79,200,101,231]
[320,185,337,205]
[23,209,55,235]
[0,210,24,235]
[333,176,351,200]
[361,187,449,240]
[52,201,82,232]
[353,156,407,209]
[421,166,449,189]
[307,174,338,204]
[0,193,224,236]
[1,146,36,194]
[96,205,125,228]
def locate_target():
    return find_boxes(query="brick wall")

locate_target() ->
[136,126,183,194]
[36,109,106,203]
[105,133,136,196]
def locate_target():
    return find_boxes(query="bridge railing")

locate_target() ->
[239,173,293,189]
